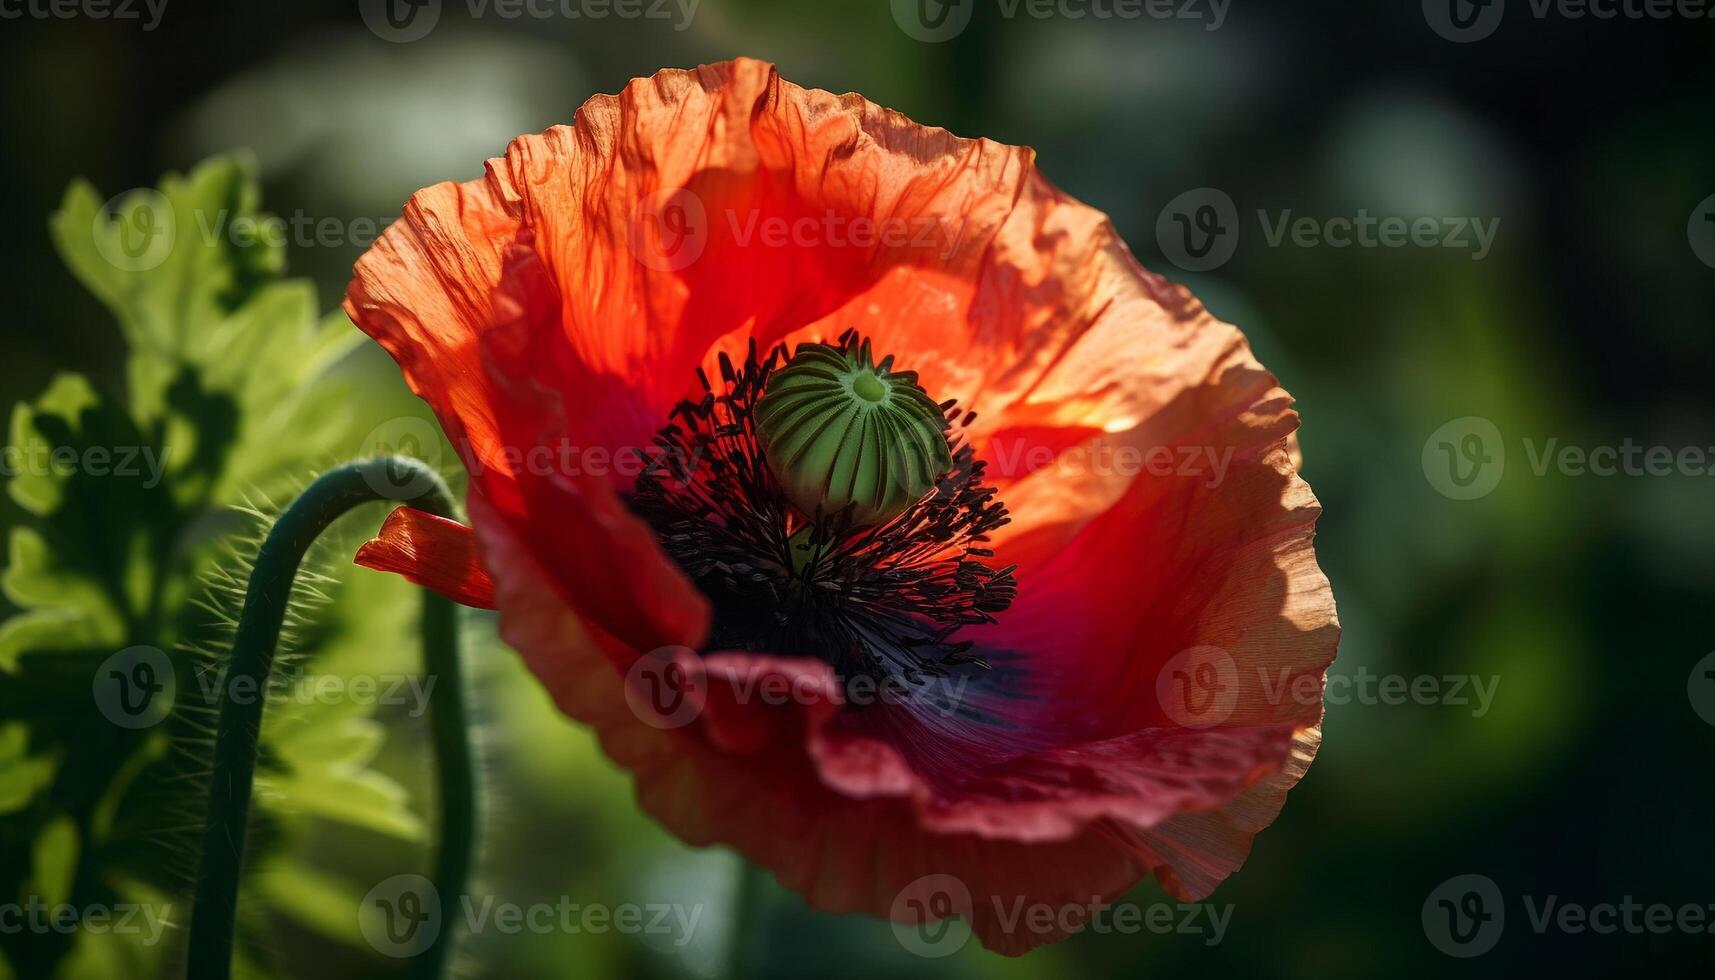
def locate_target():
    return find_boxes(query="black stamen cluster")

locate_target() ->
[629,332,1016,687]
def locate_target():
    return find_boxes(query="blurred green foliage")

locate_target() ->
[0,3,1712,979]
[0,158,425,979]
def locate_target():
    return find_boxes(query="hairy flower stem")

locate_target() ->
[186,458,473,980]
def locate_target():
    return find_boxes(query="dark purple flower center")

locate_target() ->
[628,331,1016,687]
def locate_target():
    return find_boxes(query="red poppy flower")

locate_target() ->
[347,58,1337,955]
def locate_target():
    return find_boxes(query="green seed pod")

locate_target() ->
[755,339,953,526]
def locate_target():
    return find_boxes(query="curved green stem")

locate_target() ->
[417,581,473,980]
[186,457,473,980]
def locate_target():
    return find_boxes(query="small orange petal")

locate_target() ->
[355,507,497,610]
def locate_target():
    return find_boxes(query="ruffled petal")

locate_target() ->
[346,57,1340,954]
[466,57,1207,508]
[345,148,709,655]
[473,501,1160,955]
[476,479,1326,952]
[344,169,521,482]
[355,507,497,610]
[967,369,1335,731]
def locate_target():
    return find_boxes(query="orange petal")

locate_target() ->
[343,58,1341,954]
[355,507,497,610]
[471,505,1161,955]
[346,139,711,654]
[344,169,522,488]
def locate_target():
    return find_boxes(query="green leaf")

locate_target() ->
[0,724,58,814]
[0,155,431,977]
[1,375,170,669]
[49,156,283,424]
[259,704,426,842]
[47,157,367,498]
[25,817,80,907]
[248,861,368,947]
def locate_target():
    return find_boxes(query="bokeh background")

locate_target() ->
[2,0,1713,977]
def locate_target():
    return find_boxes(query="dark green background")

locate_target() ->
[2,0,1712,977]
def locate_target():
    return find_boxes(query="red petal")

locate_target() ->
[345,158,709,654]
[355,507,497,610]
[476,503,1317,955]
[343,57,1342,955]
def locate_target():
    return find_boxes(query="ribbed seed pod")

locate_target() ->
[755,339,953,526]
